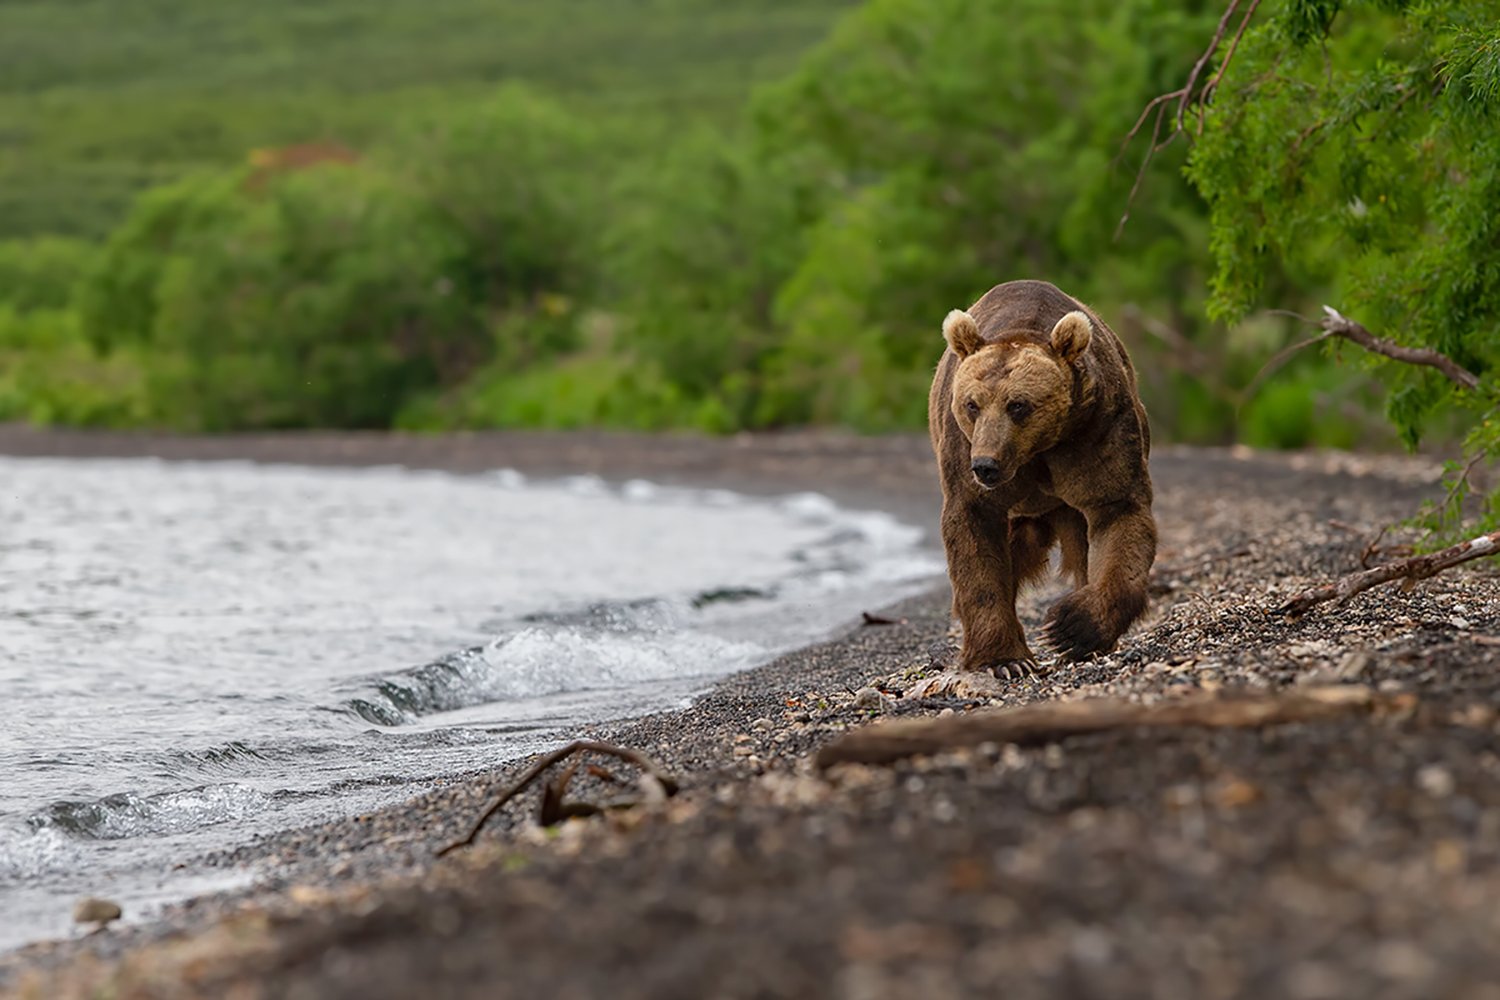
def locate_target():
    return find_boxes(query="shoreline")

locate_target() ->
[0,425,949,964]
[5,428,1500,999]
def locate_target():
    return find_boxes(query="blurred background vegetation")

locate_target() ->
[0,0,1494,528]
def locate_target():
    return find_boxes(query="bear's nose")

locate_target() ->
[971,457,1003,487]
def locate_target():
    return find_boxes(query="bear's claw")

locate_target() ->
[1043,594,1112,662]
[989,658,1045,681]
[905,660,1045,699]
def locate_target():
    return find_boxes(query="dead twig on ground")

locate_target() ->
[1277,530,1500,617]
[816,687,1411,768]
[437,740,679,857]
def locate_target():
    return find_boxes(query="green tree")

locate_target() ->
[747,0,1231,434]
[1182,0,1500,533]
[79,165,472,429]
[599,128,813,430]
[76,88,604,429]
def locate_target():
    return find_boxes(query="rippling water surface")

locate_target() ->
[0,457,941,950]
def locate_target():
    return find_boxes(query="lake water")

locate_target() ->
[0,456,942,951]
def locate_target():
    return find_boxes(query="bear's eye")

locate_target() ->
[1006,399,1033,422]
[964,399,980,419]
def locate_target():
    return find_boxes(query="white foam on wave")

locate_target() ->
[33,784,272,841]
[0,824,78,882]
[350,625,765,726]
[340,475,943,725]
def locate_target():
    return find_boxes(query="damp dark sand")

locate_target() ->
[3,425,1499,1000]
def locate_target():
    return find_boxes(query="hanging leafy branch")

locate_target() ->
[1123,0,1500,540]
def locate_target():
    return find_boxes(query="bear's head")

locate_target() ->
[943,307,1092,490]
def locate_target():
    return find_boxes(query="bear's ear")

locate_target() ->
[943,309,982,358]
[1049,310,1092,363]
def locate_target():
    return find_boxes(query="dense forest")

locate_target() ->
[0,0,1494,529]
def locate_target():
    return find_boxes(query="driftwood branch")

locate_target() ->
[1319,306,1481,390]
[816,687,1409,768]
[437,740,678,857]
[1276,530,1500,617]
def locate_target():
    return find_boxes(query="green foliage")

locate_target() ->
[1187,0,1500,535]
[393,87,604,319]
[738,0,1228,431]
[0,238,96,312]
[77,166,460,428]
[0,307,149,425]
[2,0,1483,468]
[72,90,609,429]
[602,129,812,423]
[0,0,856,239]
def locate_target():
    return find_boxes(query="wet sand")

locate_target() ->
[3,425,1499,1000]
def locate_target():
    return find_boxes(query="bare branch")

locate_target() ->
[1239,331,1332,403]
[1320,306,1481,390]
[816,687,1411,768]
[1114,103,1176,239]
[437,740,678,856]
[1439,451,1488,516]
[1116,90,1185,162]
[1117,0,1262,236]
[1177,0,1244,135]
[1198,0,1265,126]
[1276,530,1500,617]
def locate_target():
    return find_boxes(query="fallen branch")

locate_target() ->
[1276,530,1500,617]
[437,740,678,857]
[1319,306,1481,390]
[816,687,1409,768]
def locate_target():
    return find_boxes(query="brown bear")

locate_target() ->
[928,279,1156,680]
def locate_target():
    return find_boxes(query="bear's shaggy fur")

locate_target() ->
[929,279,1156,671]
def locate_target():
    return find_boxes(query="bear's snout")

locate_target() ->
[971,456,1005,488]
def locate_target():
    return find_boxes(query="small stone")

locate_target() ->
[288,885,335,908]
[853,687,889,711]
[1450,617,1472,631]
[73,898,122,927]
[937,707,956,719]
[1336,651,1373,680]
[1417,764,1455,798]
[1210,776,1262,809]
[750,717,775,732]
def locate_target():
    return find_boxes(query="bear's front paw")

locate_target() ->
[1043,593,1113,662]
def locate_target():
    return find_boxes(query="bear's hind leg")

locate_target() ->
[1009,516,1055,591]
[1051,506,1089,589]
